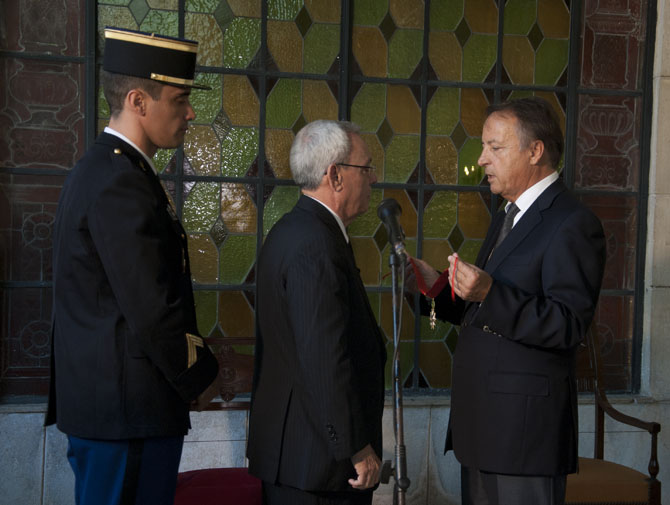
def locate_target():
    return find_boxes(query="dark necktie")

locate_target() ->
[493,202,520,249]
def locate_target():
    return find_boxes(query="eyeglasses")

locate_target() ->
[336,163,376,175]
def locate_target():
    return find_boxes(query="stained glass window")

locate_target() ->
[0,0,656,397]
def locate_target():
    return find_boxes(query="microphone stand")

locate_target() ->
[380,248,411,505]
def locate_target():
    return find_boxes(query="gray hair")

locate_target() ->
[290,120,361,190]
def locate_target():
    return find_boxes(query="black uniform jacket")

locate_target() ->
[429,179,606,476]
[247,195,387,492]
[45,132,218,439]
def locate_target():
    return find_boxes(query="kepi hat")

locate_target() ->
[103,27,210,90]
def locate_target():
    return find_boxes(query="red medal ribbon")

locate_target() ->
[407,257,456,300]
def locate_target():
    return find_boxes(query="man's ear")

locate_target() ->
[127,88,146,116]
[325,163,343,192]
[529,139,545,165]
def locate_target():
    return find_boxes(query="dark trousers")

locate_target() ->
[461,466,567,505]
[67,434,184,505]
[262,481,373,505]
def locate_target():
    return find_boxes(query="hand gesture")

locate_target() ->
[448,253,492,302]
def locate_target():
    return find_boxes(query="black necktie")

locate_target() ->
[493,203,520,249]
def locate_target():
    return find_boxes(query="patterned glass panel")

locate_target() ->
[575,95,641,191]
[0,0,87,396]
[428,0,499,84]
[502,0,570,86]
[0,0,655,398]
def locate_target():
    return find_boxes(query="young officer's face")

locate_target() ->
[143,84,196,152]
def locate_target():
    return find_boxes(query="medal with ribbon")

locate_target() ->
[407,256,458,329]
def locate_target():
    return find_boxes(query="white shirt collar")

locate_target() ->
[304,195,350,243]
[506,171,559,226]
[104,126,157,175]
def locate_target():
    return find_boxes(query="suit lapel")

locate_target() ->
[485,180,566,273]
[296,196,385,348]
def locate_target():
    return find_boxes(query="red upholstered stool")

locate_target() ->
[174,468,262,505]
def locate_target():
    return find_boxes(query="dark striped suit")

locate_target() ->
[248,195,386,500]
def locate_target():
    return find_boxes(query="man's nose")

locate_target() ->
[186,104,196,121]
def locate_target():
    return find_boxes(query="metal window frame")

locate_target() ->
[0,0,657,395]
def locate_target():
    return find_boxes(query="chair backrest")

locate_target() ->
[575,324,661,484]
[575,324,606,458]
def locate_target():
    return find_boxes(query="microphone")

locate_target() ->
[377,198,407,258]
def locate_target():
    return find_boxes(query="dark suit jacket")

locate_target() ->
[45,132,218,439]
[430,179,605,476]
[247,195,387,492]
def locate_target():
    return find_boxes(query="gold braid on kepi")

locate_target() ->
[186,333,204,368]
[103,27,211,90]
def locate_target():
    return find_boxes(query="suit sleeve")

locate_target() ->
[87,167,218,402]
[470,207,606,350]
[285,241,369,461]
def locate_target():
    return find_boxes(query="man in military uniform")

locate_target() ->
[46,27,220,505]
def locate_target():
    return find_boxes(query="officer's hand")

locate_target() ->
[192,376,221,411]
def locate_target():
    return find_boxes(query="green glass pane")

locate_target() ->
[503,0,536,35]
[350,83,387,133]
[268,0,303,20]
[419,312,452,342]
[154,149,175,173]
[223,17,261,68]
[385,136,420,182]
[101,0,131,6]
[190,74,223,124]
[139,10,179,35]
[458,138,484,186]
[182,182,220,232]
[304,23,340,74]
[535,39,569,85]
[353,0,388,25]
[430,0,463,31]
[266,79,302,128]
[388,29,423,78]
[232,344,255,356]
[221,127,259,177]
[98,6,138,32]
[219,235,256,284]
[457,238,484,263]
[424,192,457,238]
[348,189,384,236]
[194,290,217,336]
[186,0,219,12]
[384,341,414,388]
[462,34,497,82]
[263,186,301,235]
[427,87,460,136]
[98,86,110,119]
[506,89,535,101]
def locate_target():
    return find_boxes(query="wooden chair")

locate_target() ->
[174,339,261,505]
[565,326,661,505]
